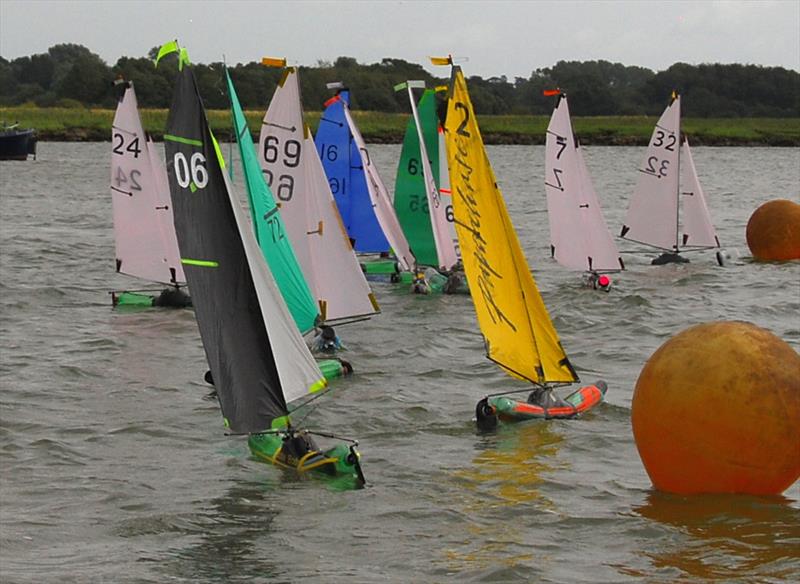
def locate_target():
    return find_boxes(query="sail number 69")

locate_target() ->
[174,152,209,189]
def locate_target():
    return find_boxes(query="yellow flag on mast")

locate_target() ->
[444,66,578,385]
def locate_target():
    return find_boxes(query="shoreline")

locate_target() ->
[27,128,799,146]
[3,107,798,146]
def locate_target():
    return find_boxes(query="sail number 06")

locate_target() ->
[173,152,209,190]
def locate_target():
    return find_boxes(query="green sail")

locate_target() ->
[393,89,440,267]
[225,70,319,334]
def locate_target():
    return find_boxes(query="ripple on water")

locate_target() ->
[0,143,798,583]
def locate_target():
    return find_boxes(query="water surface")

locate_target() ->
[1,143,798,583]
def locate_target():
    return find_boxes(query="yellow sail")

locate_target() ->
[444,67,578,385]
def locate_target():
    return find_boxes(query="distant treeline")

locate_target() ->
[1,43,798,117]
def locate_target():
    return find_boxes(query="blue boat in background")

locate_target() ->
[315,86,390,253]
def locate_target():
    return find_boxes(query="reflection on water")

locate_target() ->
[441,423,565,572]
[157,481,284,584]
[461,423,564,507]
[633,491,800,581]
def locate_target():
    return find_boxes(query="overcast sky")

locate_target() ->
[1,0,798,78]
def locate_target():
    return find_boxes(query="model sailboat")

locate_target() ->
[437,58,607,429]
[109,80,189,307]
[258,62,380,324]
[224,69,318,334]
[315,84,415,276]
[620,93,722,265]
[162,47,364,485]
[225,70,351,380]
[544,91,623,287]
[395,81,459,272]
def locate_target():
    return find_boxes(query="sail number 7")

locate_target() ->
[173,152,209,190]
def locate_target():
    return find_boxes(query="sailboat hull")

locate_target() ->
[248,433,364,486]
[651,252,690,265]
[111,288,192,308]
[317,358,352,381]
[487,381,607,423]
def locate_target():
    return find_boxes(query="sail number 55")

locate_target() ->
[174,152,209,190]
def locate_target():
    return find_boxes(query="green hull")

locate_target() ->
[111,288,192,308]
[112,291,156,307]
[317,358,352,381]
[360,258,400,275]
[248,432,364,486]
[398,268,470,295]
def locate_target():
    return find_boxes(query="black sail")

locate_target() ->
[164,66,287,432]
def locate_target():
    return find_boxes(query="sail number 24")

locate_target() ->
[112,133,143,194]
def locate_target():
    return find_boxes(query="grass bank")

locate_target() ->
[2,106,798,146]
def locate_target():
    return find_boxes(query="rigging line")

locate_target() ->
[321,315,374,328]
[319,116,344,127]
[111,186,133,196]
[480,381,574,401]
[237,426,358,444]
[304,429,359,444]
[616,235,673,253]
[496,191,561,383]
[285,385,335,426]
[107,286,182,294]
[111,125,137,136]
[486,354,544,386]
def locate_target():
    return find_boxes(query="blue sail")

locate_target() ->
[315,90,390,253]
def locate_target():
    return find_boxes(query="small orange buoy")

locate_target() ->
[632,321,800,495]
[745,199,800,261]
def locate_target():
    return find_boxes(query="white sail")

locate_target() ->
[406,84,458,271]
[111,85,184,285]
[341,106,415,272]
[545,95,621,272]
[621,96,682,251]
[221,170,324,404]
[259,69,379,322]
[438,127,460,256]
[680,139,720,249]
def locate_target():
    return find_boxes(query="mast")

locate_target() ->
[164,54,324,433]
[224,68,319,335]
[315,86,389,253]
[340,102,416,272]
[111,82,185,286]
[674,93,682,253]
[545,91,622,273]
[258,63,380,323]
[401,80,458,271]
[620,95,681,252]
[442,62,578,385]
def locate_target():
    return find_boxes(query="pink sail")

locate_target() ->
[544,95,622,272]
[620,96,682,251]
[259,68,379,322]
[342,106,415,272]
[680,139,720,249]
[405,83,458,271]
[111,84,184,285]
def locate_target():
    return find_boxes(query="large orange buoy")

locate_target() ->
[632,321,800,495]
[745,199,800,261]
